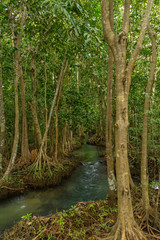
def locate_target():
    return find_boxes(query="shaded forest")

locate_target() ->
[0,0,160,239]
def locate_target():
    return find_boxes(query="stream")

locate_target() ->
[0,144,108,232]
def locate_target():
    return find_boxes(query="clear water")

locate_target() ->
[0,144,108,232]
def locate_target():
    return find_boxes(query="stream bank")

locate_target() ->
[0,144,108,234]
[2,188,158,240]
[0,142,82,201]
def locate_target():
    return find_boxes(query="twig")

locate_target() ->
[32,228,47,240]
[1,186,24,191]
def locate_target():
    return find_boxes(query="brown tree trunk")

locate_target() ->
[106,48,116,198]
[29,54,42,149]
[19,64,30,161]
[35,57,68,169]
[141,23,156,214]
[1,45,20,181]
[44,54,48,154]
[0,39,5,171]
[0,39,20,182]
[114,43,138,237]
[101,0,154,238]
[54,63,64,162]
[0,5,26,183]
[54,110,58,162]
[62,122,67,155]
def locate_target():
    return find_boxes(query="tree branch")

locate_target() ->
[127,0,154,91]
[147,22,157,91]
[101,0,116,56]
[122,0,131,34]
[109,0,114,30]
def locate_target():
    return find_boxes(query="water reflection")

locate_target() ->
[0,144,108,232]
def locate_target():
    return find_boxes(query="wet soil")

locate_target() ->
[0,158,81,202]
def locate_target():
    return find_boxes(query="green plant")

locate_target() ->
[59,216,65,232]
[68,229,73,238]
[21,213,32,221]
[48,233,53,240]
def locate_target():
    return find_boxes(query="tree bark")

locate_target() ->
[44,54,48,154]
[101,0,154,238]
[105,0,116,198]
[141,23,156,213]
[19,63,30,161]
[0,38,5,170]
[0,5,26,183]
[35,56,68,169]
[54,110,58,162]
[29,54,42,149]
[54,63,64,162]
[106,49,116,198]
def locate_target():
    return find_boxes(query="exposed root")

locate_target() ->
[134,201,160,239]
[106,221,146,240]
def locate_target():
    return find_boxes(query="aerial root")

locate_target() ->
[134,202,160,239]
[134,202,160,229]
[104,221,146,240]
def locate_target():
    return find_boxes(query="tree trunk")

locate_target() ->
[54,110,58,162]
[29,54,42,149]
[0,5,26,183]
[35,56,68,169]
[114,42,139,236]
[0,40,5,171]
[19,64,30,161]
[101,0,154,238]
[44,54,48,154]
[0,38,20,182]
[141,23,156,213]
[54,62,64,162]
[106,48,116,198]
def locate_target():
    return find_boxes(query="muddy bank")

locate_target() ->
[0,159,81,201]
[0,141,83,201]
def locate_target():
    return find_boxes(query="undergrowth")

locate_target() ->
[2,200,117,240]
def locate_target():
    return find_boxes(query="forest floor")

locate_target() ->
[2,187,160,240]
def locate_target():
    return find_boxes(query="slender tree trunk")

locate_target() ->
[0,39,5,171]
[54,110,58,162]
[0,5,26,183]
[141,23,156,213]
[0,38,20,182]
[62,122,67,155]
[104,0,116,173]
[106,48,116,198]
[35,57,68,169]
[54,64,64,162]
[29,54,42,149]
[44,54,48,154]
[19,64,30,161]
